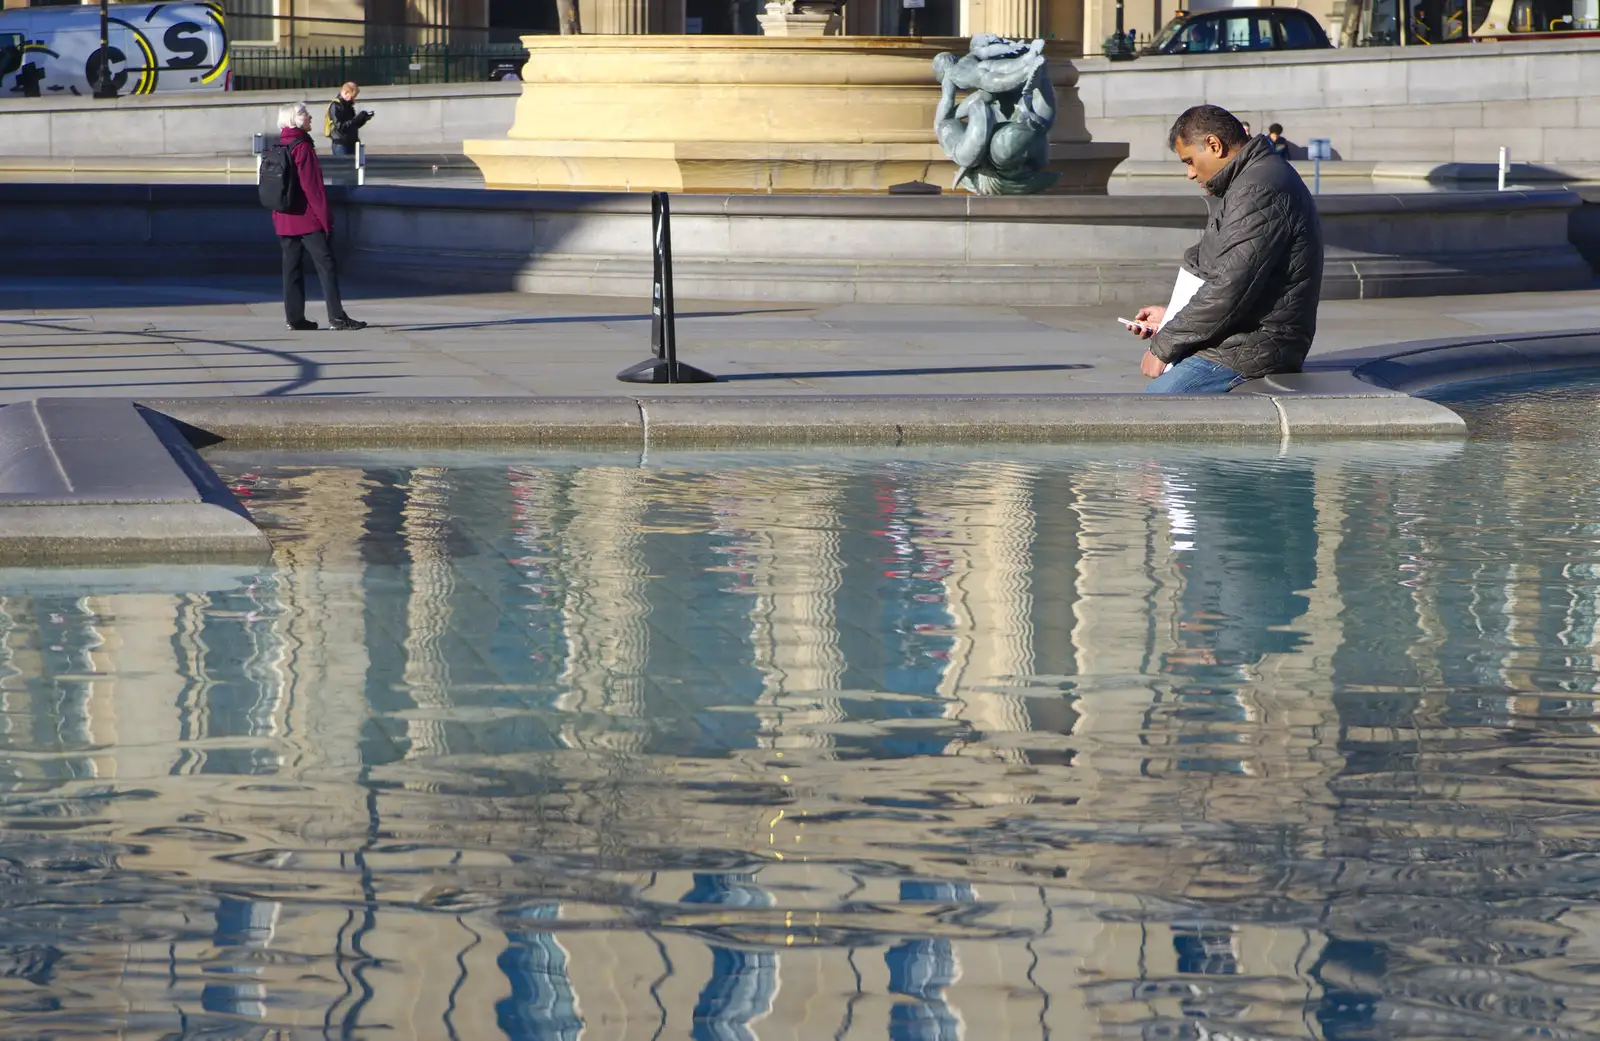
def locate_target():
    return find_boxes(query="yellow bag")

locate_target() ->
[324,102,335,139]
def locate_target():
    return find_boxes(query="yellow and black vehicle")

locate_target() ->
[0,1,229,98]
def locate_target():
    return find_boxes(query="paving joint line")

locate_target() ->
[1267,395,1291,450]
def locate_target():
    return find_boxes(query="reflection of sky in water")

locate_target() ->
[7,381,1600,1037]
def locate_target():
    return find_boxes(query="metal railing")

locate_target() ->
[230,43,528,91]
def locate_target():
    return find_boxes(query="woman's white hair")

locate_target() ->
[277,101,310,129]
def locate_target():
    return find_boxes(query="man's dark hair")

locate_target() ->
[1267,122,1284,136]
[1167,105,1249,152]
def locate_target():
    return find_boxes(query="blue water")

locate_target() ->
[3,379,1600,1038]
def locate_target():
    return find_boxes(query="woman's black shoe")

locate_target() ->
[286,319,319,331]
[331,317,367,331]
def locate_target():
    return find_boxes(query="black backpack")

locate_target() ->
[258,141,304,213]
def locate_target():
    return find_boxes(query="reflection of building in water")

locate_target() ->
[0,453,1417,1039]
[1312,453,1600,1038]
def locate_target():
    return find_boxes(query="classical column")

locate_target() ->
[970,0,1046,38]
[594,0,648,33]
[584,0,680,33]
[1080,0,1108,56]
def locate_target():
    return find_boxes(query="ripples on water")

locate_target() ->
[4,377,1600,1038]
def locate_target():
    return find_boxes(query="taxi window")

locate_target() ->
[1278,12,1323,46]
[1221,13,1276,48]
[1178,18,1223,51]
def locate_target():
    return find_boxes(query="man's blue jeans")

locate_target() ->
[1143,355,1250,394]
[332,142,354,156]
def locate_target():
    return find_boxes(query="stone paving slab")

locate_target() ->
[2,276,1599,403]
[0,397,272,563]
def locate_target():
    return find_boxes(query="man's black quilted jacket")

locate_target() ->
[1150,134,1325,379]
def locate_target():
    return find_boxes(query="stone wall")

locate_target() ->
[1076,38,1600,166]
[4,183,1589,306]
[0,81,520,158]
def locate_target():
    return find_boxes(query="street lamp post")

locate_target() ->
[93,0,115,98]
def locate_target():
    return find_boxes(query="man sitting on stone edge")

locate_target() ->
[1129,105,1324,394]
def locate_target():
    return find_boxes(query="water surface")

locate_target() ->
[4,379,1600,1038]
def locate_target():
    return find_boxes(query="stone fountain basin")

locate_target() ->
[463,35,1127,195]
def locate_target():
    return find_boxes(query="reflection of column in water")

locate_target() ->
[86,592,193,781]
[695,946,780,1039]
[169,582,289,777]
[259,468,374,778]
[495,905,584,1040]
[401,467,455,761]
[172,592,216,772]
[0,592,187,782]
[200,897,280,1020]
[728,471,847,754]
[1068,466,1181,782]
[1239,464,1347,794]
[683,873,781,1039]
[1398,474,1451,694]
[556,467,651,752]
[0,598,98,780]
[916,463,1037,753]
[0,603,16,754]
[886,880,970,1038]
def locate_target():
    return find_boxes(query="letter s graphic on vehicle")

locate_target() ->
[162,21,208,68]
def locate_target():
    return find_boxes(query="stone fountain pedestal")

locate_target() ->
[462,36,1127,194]
[756,0,841,35]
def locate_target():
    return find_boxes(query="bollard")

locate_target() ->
[1498,146,1509,191]
[252,132,267,182]
[616,192,716,385]
[1307,137,1332,196]
[356,139,366,186]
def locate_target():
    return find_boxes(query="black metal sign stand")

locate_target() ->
[616,192,716,385]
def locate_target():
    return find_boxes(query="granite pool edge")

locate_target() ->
[141,327,1600,448]
[4,329,1589,564]
[1306,327,1600,394]
[144,386,1464,448]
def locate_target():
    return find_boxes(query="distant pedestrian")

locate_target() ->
[326,81,373,157]
[273,102,365,332]
[1267,122,1291,157]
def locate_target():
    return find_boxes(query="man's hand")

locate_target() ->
[1140,350,1166,378]
[1134,304,1165,336]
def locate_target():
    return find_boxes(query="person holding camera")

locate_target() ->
[326,81,374,156]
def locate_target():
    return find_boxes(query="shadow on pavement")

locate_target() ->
[0,276,811,321]
[3,316,364,397]
[391,308,807,332]
[717,363,1092,381]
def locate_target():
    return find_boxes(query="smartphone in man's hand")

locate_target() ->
[1117,317,1154,339]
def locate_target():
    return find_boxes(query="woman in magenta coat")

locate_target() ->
[273,102,365,331]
